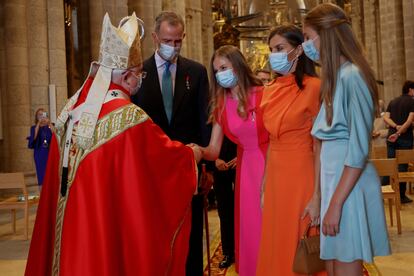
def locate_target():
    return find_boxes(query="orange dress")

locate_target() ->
[256,74,321,276]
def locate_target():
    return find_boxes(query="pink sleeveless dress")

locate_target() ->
[217,86,268,275]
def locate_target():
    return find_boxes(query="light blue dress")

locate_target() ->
[311,62,391,263]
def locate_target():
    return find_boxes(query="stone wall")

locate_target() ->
[3,0,32,172]
[0,1,9,171]
[347,0,412,104]
[402,0,414,80]
[378,0,406,104]
[128,0,162,60]
[0,0,67,172]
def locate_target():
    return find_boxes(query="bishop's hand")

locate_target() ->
[187,143,202,163]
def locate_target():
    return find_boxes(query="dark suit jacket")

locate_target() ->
[132,54,211,146]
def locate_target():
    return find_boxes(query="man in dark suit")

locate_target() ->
[213,136,237,269]
[132,11,210,276]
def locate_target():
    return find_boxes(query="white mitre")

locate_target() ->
[98,12,143,69]
[73,12,144,150]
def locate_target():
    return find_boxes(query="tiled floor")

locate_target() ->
[1,201,413,275]
[375,202,414,275]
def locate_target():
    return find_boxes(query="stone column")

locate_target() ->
[350,0,364,45]
[402,0,414,80]
[47,0,68,114]
[4,0,32,171]
[128,0,162,60]
[89,0,129,68]
[361,0,377,71]
[379,0,406,104]
[28,0,50,122]
[104,0,128,23]
[361,0,383,99]
[201,0,214,68]
[0,1,10,171]
[185,0,203,63]
[89,0,105,61]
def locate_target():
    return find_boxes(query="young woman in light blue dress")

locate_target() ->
[302,3,390,276]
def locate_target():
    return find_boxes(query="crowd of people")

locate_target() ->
[25,3,411,276]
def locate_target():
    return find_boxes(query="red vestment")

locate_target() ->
[25,80,196,276]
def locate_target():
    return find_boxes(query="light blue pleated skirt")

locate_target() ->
[320,140,391,263]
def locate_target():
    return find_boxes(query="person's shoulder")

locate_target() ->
[339,62,371,97]
[109,102,149,119]
[387,97,398,107]
[303,75,321,89]
[127,102,149,115]
[249,85,265,97]
[179,56,206,71]
[142,55,156,67]
[339,62,363,83]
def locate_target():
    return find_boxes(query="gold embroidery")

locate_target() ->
[165,165,198,275]
[51,104,149,273]
[166,204,192,276]
[51,196,69,275]
[55,91,81,143]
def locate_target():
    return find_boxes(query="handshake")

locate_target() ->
[187,143,203,163]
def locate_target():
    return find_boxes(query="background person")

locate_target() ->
[255,69,272,85]
[383,80,414,203]
[27,108,53,190]
[213,136,237,268]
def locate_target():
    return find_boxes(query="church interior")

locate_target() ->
[1,0,414,275]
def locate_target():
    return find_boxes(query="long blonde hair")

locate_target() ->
[304,3,379,125]
[209,45,262,122]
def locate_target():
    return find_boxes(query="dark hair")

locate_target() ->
[402,81,414,95]
[209,45,263,122]
[154,11,185,34]
[268,24,317,89]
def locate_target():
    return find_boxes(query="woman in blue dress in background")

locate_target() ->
[303,3,390,276]
[27,108,52,190]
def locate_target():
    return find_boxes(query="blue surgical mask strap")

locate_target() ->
[287,47,299,73]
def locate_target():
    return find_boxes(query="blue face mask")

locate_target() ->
[158,43,180,61]
[302,37,320,62]
[269,48,296,75]
[216,69,238,88]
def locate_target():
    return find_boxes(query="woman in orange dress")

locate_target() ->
[256,25,322,275]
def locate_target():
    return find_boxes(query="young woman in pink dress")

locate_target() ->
[190,45,268,275]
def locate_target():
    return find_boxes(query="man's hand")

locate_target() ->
[226,157,237,169]
[387,133,399,143]
[215,159,228,171]
[372,131,380,138]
